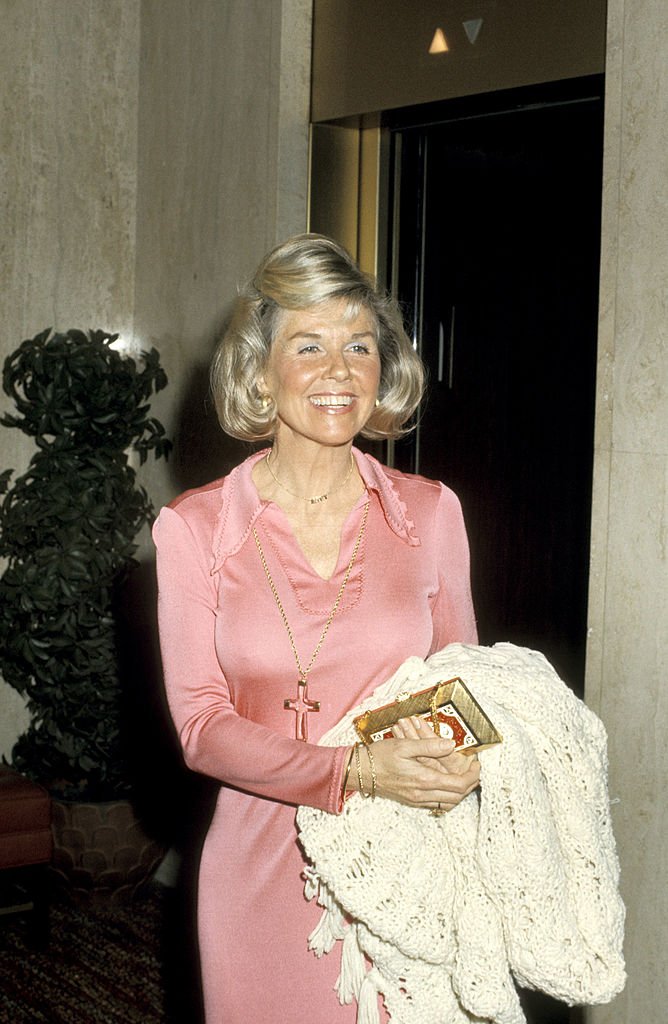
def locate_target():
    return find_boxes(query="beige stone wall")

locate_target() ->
[133,0,311,512]
[0,0,311,759]
[0,0,141,474]
[586,0,668,1020]
[0,0,143,759]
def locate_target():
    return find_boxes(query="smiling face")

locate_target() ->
[258,299,382,451]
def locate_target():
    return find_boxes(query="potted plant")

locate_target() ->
[0,328,172,901]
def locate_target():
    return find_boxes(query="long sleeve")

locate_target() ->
[153,506,348,813]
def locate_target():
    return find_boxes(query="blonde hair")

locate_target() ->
[210,233,425,441]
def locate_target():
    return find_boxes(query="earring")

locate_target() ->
[375,398,380,408]
[260,394,272,410]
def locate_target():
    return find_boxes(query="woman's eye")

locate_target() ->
[349,343,371,354]
[297,344,321,354]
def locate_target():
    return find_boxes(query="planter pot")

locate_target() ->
[50,798,164,905]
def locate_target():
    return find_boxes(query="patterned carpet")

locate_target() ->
[0,883,582,1024]
[0,885,202,1024]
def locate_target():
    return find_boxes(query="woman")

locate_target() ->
[153,234,481,1023]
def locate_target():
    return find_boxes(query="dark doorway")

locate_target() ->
[388,77,605,696]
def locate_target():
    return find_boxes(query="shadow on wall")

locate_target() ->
[167,311,258,494]
[169,358,252,492]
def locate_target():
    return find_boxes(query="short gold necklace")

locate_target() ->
[265,451,355,505]
[252,500,369,741]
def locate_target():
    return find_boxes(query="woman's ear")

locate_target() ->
[255,371,274,411]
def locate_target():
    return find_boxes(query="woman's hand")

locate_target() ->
[345,717,480,812]
[393,715,476,772]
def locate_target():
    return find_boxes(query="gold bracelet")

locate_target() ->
[364,744,377,800]
[354,742,370,798]
[341,746,354,799]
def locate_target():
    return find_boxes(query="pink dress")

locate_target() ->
[153,448,477,1023]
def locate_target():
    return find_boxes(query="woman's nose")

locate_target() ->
[325,349,351,380]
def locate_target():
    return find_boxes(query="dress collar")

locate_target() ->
[210,446,420,574]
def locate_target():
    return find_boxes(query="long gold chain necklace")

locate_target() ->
[265,451,355,505]
[252,500,369,741]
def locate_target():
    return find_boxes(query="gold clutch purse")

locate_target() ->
[353,676,502,754]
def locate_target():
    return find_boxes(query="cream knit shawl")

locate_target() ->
[296,643,626,1024]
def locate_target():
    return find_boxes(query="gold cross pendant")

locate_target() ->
[284,678,321,741]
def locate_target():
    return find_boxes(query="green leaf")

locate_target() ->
[0,326,171,798]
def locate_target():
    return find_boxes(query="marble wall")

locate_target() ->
[0,0,312,758]
[0,0,141,468]
[586,0,668,1019]
[134,0,312,510]
[0,0,143,759]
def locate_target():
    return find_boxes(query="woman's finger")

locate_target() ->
[369,733,482,810]
[392,716,436,740]
[431,766,481,809]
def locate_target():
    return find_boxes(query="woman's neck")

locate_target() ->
[265,441,355,505]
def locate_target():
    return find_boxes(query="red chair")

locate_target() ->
[0,765,53,944]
